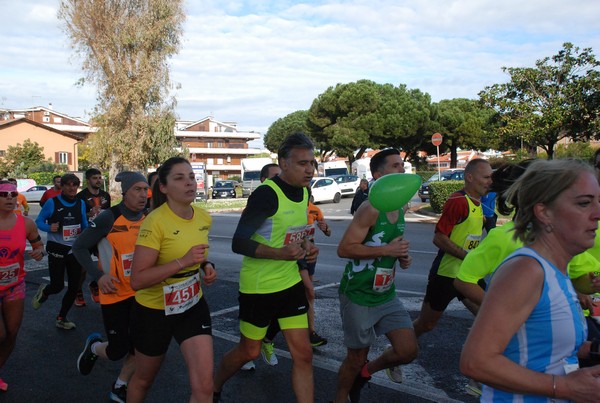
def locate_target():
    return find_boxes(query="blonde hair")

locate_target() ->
[506,159,594,245]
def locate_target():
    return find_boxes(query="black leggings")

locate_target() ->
[101,297,135,361]
[45,253,83,318]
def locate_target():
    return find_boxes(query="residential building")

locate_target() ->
[175,116,269,184]
[0,118,80,171]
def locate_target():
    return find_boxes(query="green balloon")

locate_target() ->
[369,173,422,212]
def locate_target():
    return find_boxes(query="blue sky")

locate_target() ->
[1,0,599,147]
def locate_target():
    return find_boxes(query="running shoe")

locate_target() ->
[384,345,403,383]
[240,361,256,371]
[465,378,482,396]
[56,316,76,330]
[75,290,86,307]
[109,382,127,403]
[0,378,7,392]
[309,331,328,347]
[348,370,371,403]
[89,281,100,303]
[260,341,278,366]
[32,284,47,310]
[77,332,102,374]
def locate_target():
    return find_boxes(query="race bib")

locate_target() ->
[163,274,200,315]
[283,225,311,245]
[372,266,395,293]
[462,234,482,251]
[121,252,133,277]
[0,263,19,286]
[62,224,81,242]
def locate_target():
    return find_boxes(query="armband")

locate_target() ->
[590,339,600,361]
[29,235,42,243]
[201,261,215,270]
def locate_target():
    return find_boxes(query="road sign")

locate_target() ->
[431,133,443,147]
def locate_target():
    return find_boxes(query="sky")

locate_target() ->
[2,0,600,148]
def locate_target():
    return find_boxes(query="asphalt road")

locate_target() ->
[10,196,479,402]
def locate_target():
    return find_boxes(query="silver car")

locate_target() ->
[22,185,52,202]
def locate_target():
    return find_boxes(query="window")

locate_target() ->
[0,150,5,157]
[217,158,224,165]
[53,117,63,123]
[55,152,71,165]
[206,143,213,148]
[42,116,50,123]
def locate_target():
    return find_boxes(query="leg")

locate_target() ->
[0,294,25,368]
[367,328,418,374]
[282,327,313,403]
[412,301,444,337]
[59,255,82,318]
[181,335,214,403]
[334,347,369,403]
[45,254,66,296]
[126,351,165,403]
[214,335,262,393]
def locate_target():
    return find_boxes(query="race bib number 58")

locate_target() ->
[283,225,311,245]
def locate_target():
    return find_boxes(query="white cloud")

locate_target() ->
[1,0,599,141]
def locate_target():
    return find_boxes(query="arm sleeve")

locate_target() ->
[35,199,55,233]
[232,186,278,257]
[72,210,114,273]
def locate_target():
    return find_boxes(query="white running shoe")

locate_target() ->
[384,345,403,383]
[240,361,255,371]
[260,341,278,366]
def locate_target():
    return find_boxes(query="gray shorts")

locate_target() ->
[339,293,413,349]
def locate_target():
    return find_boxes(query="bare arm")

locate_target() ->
[130,244,208,291]
[453,278,485,307]
[460,257,600,401]
[24,217,44,261]
[433,232,467,260]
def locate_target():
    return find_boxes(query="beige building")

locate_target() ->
[0,118,81,171]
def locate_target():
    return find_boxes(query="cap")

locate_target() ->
[115,171,148,194]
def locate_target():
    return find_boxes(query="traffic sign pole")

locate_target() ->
[431,133,443,180]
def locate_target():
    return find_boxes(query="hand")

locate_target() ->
[28,247,44,261]
[386,236,409,258]
[561,366,600,402]
[304,241,319,264]
[590,272,600,293]
[202,263,217,286]
[577,292,595,311]
[98,273,119,294]
[280,242,308,261]
[181,244,209,268]
[23,211,29,216]
[399,255,412,269]
[317,221,331,236]
[50,223,60,232]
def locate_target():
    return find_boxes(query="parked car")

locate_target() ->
[418,169,465,202]
[22,185,52,203]
[309,177,342,204]
[212,180,237,199]
[331,174,361,197]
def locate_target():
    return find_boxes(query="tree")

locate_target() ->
[307,80,433,163]
[264,110,310,152]
[431,98,497,167]
[479,43,600,159]
[58,0,186,194]
[0,139,47,177]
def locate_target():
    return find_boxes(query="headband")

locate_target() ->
[0,183,17,191]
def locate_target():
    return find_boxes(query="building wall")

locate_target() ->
[0,121,79,171]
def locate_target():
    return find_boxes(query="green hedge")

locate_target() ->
[429,180,464,213]
[28,172,64,185]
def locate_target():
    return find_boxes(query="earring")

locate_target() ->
[544,223,554,233]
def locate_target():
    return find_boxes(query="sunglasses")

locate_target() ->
[0,191,18,198]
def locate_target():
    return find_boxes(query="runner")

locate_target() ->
[412,158,492,337]
[7,179,28,216]
[213,133,318,403]
[39,175,62,207]
[460,159,600,402]
[75,168,112,307]
[334,148,418,403]
[127,157,216,403]
[0,180,44,391]
[32,173,87,329]
[72,171,149,403]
